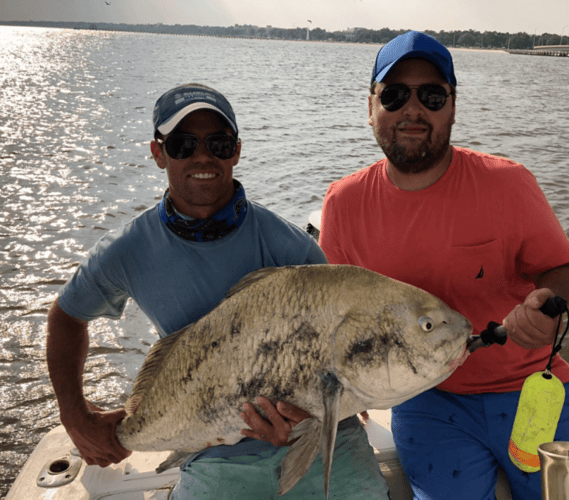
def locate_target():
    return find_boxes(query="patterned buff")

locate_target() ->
[158,180,248,242]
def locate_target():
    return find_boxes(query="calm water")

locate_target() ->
[1,25,569,496]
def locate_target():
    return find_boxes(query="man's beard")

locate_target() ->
[373,116,453,174]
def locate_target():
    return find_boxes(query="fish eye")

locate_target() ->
[418,316,435,332]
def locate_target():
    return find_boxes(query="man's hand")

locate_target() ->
[240,396,311,447]
[47,302,132,468]
[63,404,132,467]
[503,288,560,349]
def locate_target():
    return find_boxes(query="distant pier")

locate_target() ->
[508,45,569,57]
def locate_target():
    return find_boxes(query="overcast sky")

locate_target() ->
[1,0,569,35]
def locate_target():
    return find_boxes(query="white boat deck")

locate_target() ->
[6,410,511,500]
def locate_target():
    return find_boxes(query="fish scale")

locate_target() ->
[115,264,472,498]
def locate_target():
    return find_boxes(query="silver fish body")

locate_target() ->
[115,264,472,497]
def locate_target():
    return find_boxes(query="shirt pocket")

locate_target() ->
[448,240,507,324]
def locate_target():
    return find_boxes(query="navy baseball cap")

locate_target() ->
[371,31,457,87]
[153,84,238,137]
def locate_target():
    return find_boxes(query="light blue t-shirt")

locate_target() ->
[58,199,327,337]
[57,197,390,499]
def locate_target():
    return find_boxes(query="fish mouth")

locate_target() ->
[447,343,470,372]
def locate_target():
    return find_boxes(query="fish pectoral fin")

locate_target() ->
[156,450,195,474]
[277,418,321,496]
[320,371,344,500]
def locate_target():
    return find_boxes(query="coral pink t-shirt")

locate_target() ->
[320,147,569,393]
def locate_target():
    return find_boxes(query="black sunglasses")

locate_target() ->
[158,132,238,160]
[379,84,454,112]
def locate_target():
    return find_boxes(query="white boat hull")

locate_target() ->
[6,410,511,499]
[6,425,178,500]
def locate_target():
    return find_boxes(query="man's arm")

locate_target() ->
[47,300,131,466]
[503,263,569,349]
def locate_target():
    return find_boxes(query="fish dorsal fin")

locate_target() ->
[123,330,184,416]
[320,372,344,499]
[225,266,286,299]
[277,372,344,499]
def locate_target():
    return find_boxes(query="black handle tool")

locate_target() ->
[467,296,568,353]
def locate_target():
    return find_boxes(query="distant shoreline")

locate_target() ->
[0,20,562,51]
[0,23,510,54]
[451,47,508,54]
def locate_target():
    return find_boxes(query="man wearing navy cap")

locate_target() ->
[46,83,389,499]
[320,31,569,500]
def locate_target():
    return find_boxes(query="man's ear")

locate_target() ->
[232,138,242,166]
[151,140,167,169]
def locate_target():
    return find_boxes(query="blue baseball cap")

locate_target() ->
[153,84,238,137]
[371,31,457,87]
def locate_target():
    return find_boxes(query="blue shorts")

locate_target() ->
[391,385,569,500]
[170,416,390,499]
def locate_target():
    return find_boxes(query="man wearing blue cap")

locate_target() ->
[319,31,569,500]
[46,83,389,499]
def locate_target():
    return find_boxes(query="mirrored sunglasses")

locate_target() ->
[160,133,238,160]
[380,84,454,112]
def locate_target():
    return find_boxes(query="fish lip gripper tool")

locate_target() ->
[467,296,568,353]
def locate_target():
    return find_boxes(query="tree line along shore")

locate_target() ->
[2,20,567,50]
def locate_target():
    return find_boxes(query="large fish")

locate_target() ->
[115,264,472,497]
